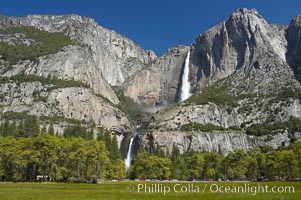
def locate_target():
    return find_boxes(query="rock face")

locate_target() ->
[123,45,189,106]
[0,14,156,86]
[1,9,301,155]
[0,81,129,130]
[140,130,301,156]
[138,8,301,153]
[149,8,301,128]
[190,8,288,90]
[287,15,301,81]
[0,14,155,133]
[33,46,119,104]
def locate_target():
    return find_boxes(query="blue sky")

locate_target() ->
[0,0,301,55]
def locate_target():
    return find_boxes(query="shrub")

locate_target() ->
[186,80,238,107]
[0,26,74,64]
[180,122,226,132]
[0,74,89,89]
[246,117,301,136]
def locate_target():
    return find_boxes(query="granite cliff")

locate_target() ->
[0,14,156,135]
[1,9,301,156]
[123,45,189,106]
[138,8,301,155]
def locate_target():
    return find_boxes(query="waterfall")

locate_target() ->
[180,50,191,101]
[124,137,135,170]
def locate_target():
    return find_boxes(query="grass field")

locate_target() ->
[0,181,300,200]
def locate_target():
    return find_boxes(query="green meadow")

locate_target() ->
[0,182,299,200]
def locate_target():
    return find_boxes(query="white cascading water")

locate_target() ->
[124,137,135,170]
[180,50,191,101]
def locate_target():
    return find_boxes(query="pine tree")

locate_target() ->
[110,135,122,164]
[103,131,112,152]
[154,145,165,158]
[48,122,55,135]
[78,126,88,139]
[31,116,40,137]
[2,120,9,137]
[97,129,104,141]
[17,120,25,137]
[88,127,94,140]
[170,143,186,179]
[0,122,4,136]
[41,124,47,133]
[7,120,17,136]
[24,115,40,137]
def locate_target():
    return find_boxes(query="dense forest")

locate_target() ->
[0,116,301,182]
[0,132,124,182]
[0,114,124,182]
[131,142,301,181]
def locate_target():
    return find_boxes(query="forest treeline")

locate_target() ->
[130,142,301,181]
[0,116,301,182]
[1,131,301,182]
[0,131,124,182]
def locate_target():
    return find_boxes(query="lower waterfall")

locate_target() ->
[124,137,135,170]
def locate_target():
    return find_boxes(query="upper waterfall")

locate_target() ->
[180,50,191,101]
